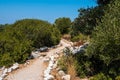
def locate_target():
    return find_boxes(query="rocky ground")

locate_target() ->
[1,39,89,80]
[4,39,72,80]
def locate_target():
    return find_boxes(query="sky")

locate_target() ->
[0,0,97,24]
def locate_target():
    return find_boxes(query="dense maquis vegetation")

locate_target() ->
[74,0,120,79]
[0,0,119,79]
[59,0,120,79]
[70,0,109,41]
[54,17,71,34]
[97,0,112,5]
[72,0,113,36]
[72,6,104,35]
[87,0,120,78]
[0,19,61,67]
[0,24,8,32]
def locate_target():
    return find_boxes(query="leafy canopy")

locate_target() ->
[55,17,71,34]
[0,19,61,67]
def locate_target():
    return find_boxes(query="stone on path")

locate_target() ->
[62,75,71,80]
[58,70,66,77]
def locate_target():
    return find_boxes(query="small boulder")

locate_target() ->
[11,63,19,70]
[43,57,50,62]
[0,77,3,80]
[2,68,8,74]
[62,75,71,80]
[44,75,54,80]
[7,68,12,73]
[53,63,57,69]
[58,70,66,77]
[0,73,7,78]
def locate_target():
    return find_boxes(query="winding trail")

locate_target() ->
[5,39,71,80]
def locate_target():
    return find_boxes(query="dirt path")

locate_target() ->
[5,39,71,80]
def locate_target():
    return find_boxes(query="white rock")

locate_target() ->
[13,63,19,66]
[39,56,43,59]
[2,68,8,74]
[44,73,50,78]
[44,70,50,75]
[0,77,3,80]
[31,52,40,58]
[43,58,50,62]
[7,68,12,73]
[58,70,66,77]
[53,63,57,69]
[47,66,52,71]
[54,54,59,58]
[44,77,47,80]
[11,65,18,70]
[0,73,7,78]
[48,61,54,68]
[62,75,71,80]
[44,75,54,80]
[50,56,54,61]
[53,61,58,69]
[26,61,30,65]
[11,63,19,70]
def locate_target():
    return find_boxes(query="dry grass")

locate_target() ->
[73,40,84,47]
[66,56,77,80]
[51,69,61,80]
[67,64,76,80]
[58,55,77,80]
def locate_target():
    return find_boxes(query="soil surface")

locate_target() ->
[5,39,71,80]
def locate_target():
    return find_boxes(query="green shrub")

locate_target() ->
[58,48,77,73]
[54,17,71,34]
[115,76,120,80]
[90,73,112,80]
[71,33,89,42]
[0,19,61,67]
[58,56,67,72]
[86,0,120,79]
[58,55,77,79]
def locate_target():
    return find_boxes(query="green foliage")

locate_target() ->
[0,25,32,66]
[87,0,120,67]
[0,19,61,67]
[115,76,120,80]
[58,56,67,72]
[34,25,61,47]
[73,51,93,78]
[71,33,89,42]
[12,19,61,48]
[58,48,77,73]
[0,25,4,32]
[72,6,104,35]
[86,0,120,78]
[0,24,10,32]
[97,0,112,5]
[55,17,71,34]
[68,0,120,79]
[90,73,112,80]
[72,0,113,36]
